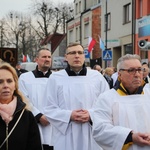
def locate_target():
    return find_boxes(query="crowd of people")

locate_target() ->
[93,64,117,88]
[0,43,150,150]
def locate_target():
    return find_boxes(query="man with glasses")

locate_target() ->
[92,54,150,150]
[44,43,109,150]
[142,62,150,83]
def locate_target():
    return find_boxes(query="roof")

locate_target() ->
[40,33,66,53]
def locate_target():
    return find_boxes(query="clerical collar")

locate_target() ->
[32,66,52,78]
[70,69,82,75]
[65,64,87,76]
[114,82,145,95]
[40,70,48,75]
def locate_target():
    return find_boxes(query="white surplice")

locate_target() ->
[44,69,109,150]
[92,87,150,150]
[18,71,53,146]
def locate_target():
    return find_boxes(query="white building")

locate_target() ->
[101,0,133,67]
[66,0,102,67]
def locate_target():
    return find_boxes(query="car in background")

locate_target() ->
[21,62,37,71]
[52,56,67,69]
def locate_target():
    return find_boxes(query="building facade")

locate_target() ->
[101,0,133,68]
[66,0,102,68]
[134,0,150,64]
[66,0,150,68]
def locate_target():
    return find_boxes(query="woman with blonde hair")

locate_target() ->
[0,62,42,150]
[103,67,114,88]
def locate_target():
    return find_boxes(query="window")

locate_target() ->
[83,0,86,10]
[124,44,133,54]
[79,1,81,13]
[84,23,89,38]
[98,0,101,3]
[69,30,73,43]
[93,0,97,5]
[105,13,111,31]
[123,3,131,24]
[75,27,80,42]
[139,0,143,17]
[93,0,101,5]
[148,0,150,15]
[75,3,78,15]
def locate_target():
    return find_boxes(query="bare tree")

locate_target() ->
[0,0,73,61]
[0,19,5,47]
[4,12,23,50]
[2,11,38,61]
[31,0,55,38]
[54,2,74,34]
[31,0,73,38]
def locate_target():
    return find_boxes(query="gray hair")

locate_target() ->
[117,54,141,71]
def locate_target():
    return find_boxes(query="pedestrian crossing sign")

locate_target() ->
[102,50,112,61]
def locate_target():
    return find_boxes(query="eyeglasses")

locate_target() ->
[119,68,144,75]
[66,51,84,55]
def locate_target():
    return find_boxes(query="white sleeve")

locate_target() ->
[92,91,131,150]
[44,75,72,135]
[18,74,41,116]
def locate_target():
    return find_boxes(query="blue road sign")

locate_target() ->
[102,50,112,61]
[84,49,90,58]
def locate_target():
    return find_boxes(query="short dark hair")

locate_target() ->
[16,62,21,65]
[142,62,148,66]
[66,43,84,52]
[36,48,51,57]
[93,64,101,70]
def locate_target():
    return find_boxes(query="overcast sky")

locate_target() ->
[0,0,73,19]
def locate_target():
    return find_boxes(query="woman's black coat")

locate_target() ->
[0,96,42,150]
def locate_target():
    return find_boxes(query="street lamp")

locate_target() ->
[9,12,20,50]
[19,22,26,55]
[9,13,28,59]
[105,0,108,49]
[105,0,108,67]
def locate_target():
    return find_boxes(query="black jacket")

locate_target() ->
[0,96,42,150]
[104,75,113,89]
[16,69,28,77]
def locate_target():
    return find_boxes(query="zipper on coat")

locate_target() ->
[6,124,8,150]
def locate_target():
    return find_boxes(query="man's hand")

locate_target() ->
[71,109,90,123]
[39,115,50,126]
[132,132,150,146]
